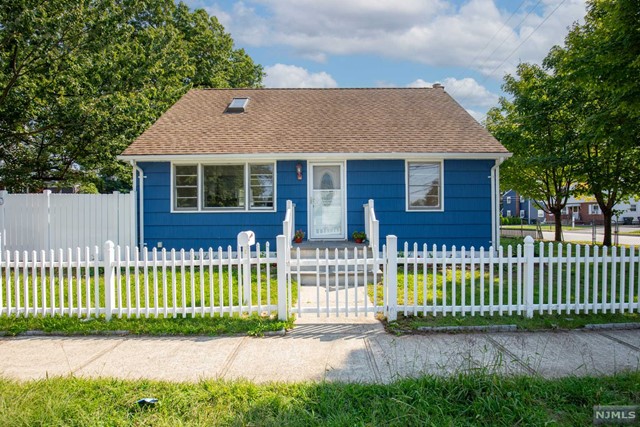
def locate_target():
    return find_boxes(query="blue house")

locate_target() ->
[501,190,541,223]
[119,87,509,250]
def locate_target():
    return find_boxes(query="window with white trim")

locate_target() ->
[589,204,601,215]
[506,210,512,217]
[631,204,637,212]
[249,164,275,209]
[520,209,525,218]
[173,163,275,211]
[407,162,441,210]
[174,165,198,209]
[506,196,511,204]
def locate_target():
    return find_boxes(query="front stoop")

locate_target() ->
[289,241,381,286]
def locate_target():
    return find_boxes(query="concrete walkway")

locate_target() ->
[1,321,639,383]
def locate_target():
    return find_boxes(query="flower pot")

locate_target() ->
[355,238,364,244]
[294,237,303,244]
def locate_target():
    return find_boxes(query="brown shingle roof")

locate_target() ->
[121,87,508,157]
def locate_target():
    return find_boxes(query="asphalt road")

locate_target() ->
[540,225,640,246]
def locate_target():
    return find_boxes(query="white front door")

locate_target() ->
[309,163,346,239]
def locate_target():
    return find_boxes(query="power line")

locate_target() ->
[452,0,568,115]
[459,0,528,78]
[449,0,540,99]
[485,0,567,81]
[477,0,544,78]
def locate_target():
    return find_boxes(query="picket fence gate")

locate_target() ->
[0,236,638,321]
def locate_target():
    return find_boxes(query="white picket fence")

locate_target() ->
[0,190,136,253]
[0,241,278,319]
[0,235,638,321]
[389,236,639,320]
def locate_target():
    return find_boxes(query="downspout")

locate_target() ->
[490,158,505,250]
[131,161,144,248]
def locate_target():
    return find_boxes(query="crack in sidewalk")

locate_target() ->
[71,339,127,375]
[485,335,538,376]
[219,336,247,379]
[597,332,640,352]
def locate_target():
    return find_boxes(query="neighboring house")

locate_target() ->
[545,196,639,224]
[119,87,509,250]
[501,190,540,223]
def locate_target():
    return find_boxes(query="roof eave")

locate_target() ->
[118,152,512,162]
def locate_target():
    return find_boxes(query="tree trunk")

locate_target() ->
[602,209,613,246]
[551,209,563,242]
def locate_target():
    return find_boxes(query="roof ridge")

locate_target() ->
[192,87,436,91]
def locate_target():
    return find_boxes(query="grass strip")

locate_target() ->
[388,312,640,334]
[0,373,638,426]
[0,314,293,337]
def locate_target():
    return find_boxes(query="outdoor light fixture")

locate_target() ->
[296,162,303,180]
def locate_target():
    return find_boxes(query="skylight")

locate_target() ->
[226,97,249,113]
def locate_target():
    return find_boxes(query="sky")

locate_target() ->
[183,0,588,122]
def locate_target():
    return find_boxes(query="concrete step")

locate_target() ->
[288,242,382,286]
[291,266,383,286]
[291,248,373,260]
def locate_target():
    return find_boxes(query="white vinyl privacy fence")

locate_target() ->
[0,236,638,321]
[0,190,136,253]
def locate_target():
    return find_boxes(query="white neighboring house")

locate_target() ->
[546,195,639,225]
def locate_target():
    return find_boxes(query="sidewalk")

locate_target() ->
[1,318,639,383]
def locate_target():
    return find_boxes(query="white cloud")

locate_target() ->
[465,108,485,123]
[406,79,432,88]
[215,0,587,78]
[263,64,338,88]
[406,77,499,122]
[407,77,499,108]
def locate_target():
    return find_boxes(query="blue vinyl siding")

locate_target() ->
[138,161,307,250]
[347,160,492,249]
[139,158,493,250]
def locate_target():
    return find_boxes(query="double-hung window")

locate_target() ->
[174,165,198,209]
[407,161,442,210]
[589,204,601,215]
[173,163,275,211]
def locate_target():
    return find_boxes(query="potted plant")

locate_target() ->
[352,231,366,244]
[293,229,305,243]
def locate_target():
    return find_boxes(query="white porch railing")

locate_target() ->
[363,199,380,254]
[282,200,295,247]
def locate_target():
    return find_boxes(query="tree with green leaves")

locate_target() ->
[489,0,639,246]
[0,0,262,193]
[549,0,640,246]
[486,62,581,242]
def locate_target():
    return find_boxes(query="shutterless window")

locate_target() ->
[174,165,198,210]
[407,162,441,210]
[202,165,245,209]
[249,164,274,209]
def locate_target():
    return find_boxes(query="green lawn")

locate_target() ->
[1,266,290,317]
[0,314,292,336]
[369,238,640,329]
[371,262,639,315]
[0,374,638,426]
[1,266,297,336]
[389,312,640,332]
